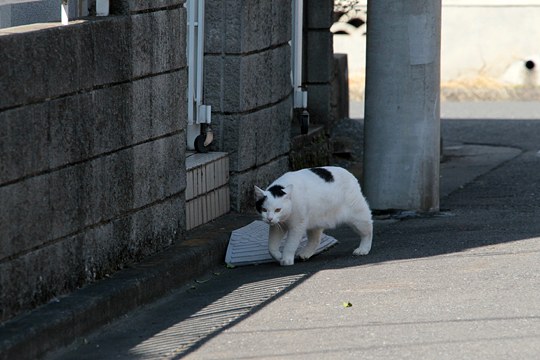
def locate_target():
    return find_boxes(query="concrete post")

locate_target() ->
[363,0,441,212]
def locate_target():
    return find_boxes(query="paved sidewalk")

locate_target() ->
[2,103,539,359]
[46,110,540,359]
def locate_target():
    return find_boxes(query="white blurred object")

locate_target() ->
[500,55,540,86]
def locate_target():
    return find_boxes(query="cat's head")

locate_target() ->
[254,184,293,225]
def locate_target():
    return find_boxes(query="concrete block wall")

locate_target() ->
[305,0,336,130]
[204,0,293,212]
[0,1,187,323]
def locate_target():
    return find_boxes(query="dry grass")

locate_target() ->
[441,75,540,101]
[349,74,366,101]
[348,74,540,102]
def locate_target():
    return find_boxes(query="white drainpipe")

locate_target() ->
[61,0,68,25]
[186,0,212,152]
[292,0,307,109]
[292,0,309,134]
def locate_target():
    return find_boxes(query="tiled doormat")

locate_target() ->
[225,221,339,266]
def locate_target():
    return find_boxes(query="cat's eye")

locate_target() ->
[275,208,281,213]
[262,208,267,212]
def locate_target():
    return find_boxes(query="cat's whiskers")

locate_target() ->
[277,221,287,234]
[270,221,284,233]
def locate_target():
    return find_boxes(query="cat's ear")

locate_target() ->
[254,186,266,200]
[283,184,293,199]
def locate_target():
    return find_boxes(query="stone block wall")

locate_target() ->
[0,1,187,323]
[204,0,293,212]
[305,0,336,130]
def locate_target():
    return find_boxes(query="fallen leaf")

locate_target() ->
[343,301,353,308]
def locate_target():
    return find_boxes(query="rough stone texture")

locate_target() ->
[130,71,186,142]
[271,0,292,46]
[131,8,185,78]
[306,31,332,84]
[306,0,333,29]
[212,97,292,173]
[255,97,292,166]
[0,134,186,316]
[90,18,132,87]
[204,0,293,211]
[307,83,334,126]
[0,4,187,323]
[0,23,94,109]
[332,53,349,120]
[205,0,291,55]
[0,193,184,321]
[289,126,332,171]
[270,45,293,104]
[0,71,184,185]
[304,0,335,130]
[204,44,291,114]
[0,102,49,184]
[0,9,185,111]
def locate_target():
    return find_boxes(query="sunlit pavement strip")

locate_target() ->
[225,221,339,266]
[129,274,307,359]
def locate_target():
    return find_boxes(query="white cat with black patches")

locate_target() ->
[254,166,373,266]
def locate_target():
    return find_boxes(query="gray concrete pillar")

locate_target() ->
[363,0,441,212]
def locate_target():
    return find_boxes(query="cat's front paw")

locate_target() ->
[269,250,282,262]
[352,246,371,256]
[280,257,295,266]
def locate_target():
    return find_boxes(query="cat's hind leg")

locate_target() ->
[297,228,322,261]
[348,218,373,256]
[268,225,285,262]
